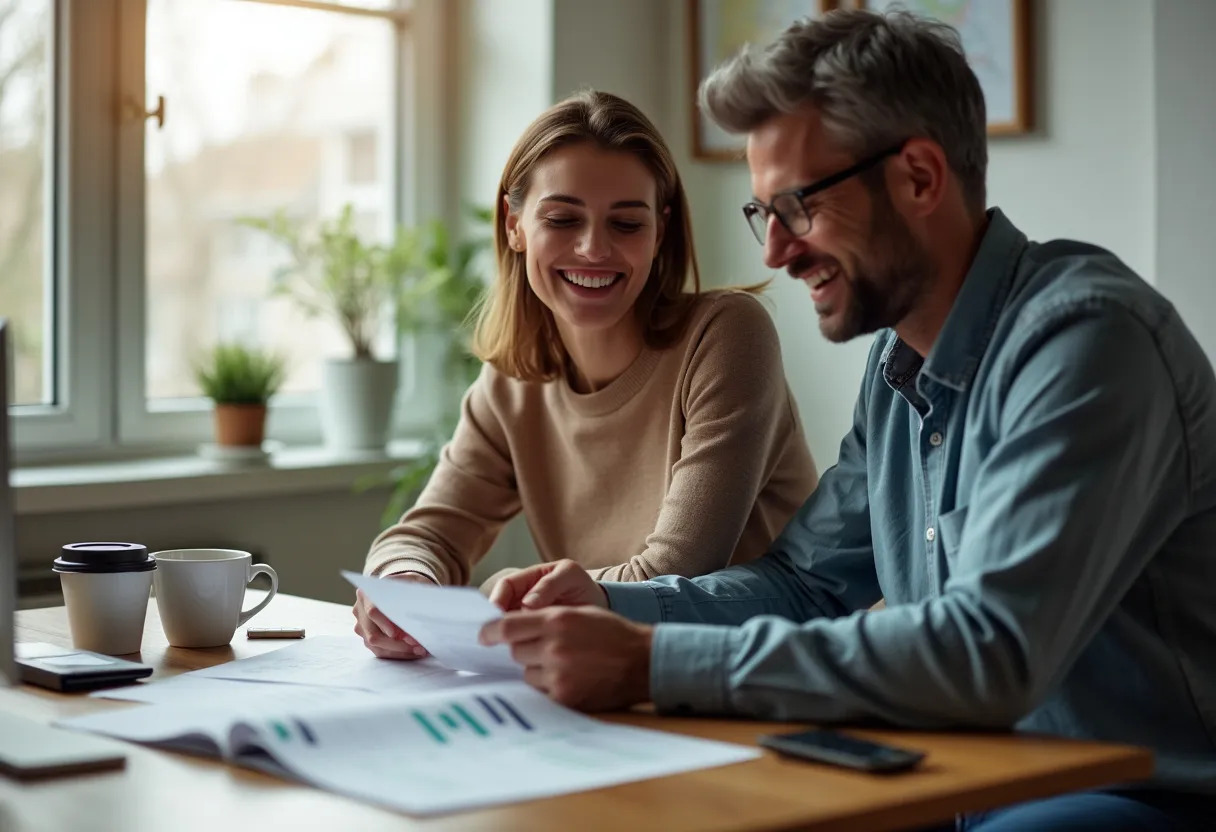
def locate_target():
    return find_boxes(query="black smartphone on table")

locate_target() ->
[758,728,925,773]
[16,643,152,692]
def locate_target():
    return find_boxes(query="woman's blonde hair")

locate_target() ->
[471,90,702,382]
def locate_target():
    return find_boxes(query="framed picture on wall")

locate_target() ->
[688,0,835,161]
[859,0,1033,135]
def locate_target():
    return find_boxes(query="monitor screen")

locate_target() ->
[1,319,15,686]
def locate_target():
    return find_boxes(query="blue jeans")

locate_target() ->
[955,789,1214,831]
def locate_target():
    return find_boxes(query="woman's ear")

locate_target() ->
[654,205,671,256]
[503,195,524,251]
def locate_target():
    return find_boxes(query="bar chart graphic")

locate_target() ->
[412,693,534,745]
[265,718,318,745]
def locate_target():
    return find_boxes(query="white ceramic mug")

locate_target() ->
[152,549,279,648]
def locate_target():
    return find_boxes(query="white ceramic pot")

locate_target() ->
[320,358,399,451]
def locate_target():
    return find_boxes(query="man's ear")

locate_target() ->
[888,138,948,218]
[503,194,524,251]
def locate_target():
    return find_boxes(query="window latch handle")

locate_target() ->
[120,94,165,130]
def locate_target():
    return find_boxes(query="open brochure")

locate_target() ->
[59,679,760,816]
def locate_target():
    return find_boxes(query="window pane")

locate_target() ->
[0,0,52,407]
[144,0,397,400]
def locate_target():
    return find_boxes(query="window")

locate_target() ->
[346,129,379,185]
[143,1,397,402]
[9,0,444,456]
[0,0,52,408]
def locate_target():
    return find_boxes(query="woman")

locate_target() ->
[355,90,817,659]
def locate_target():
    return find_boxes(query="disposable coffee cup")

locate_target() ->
[53,542,156,655]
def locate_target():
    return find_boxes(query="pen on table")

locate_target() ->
[246,627,306,639]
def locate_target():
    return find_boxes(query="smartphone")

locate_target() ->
[758,728,925,773]
[16,648,152,693]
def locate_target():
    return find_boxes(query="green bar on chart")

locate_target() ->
[412,710,447,744]
[451,703,489,736]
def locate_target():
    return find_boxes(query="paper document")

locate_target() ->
[61,680,761,815]
[187,634,499,692]
[342,571,521,677]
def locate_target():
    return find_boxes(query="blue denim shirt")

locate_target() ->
[604,209,1216,795]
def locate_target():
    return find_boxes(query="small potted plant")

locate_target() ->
[238,205,419,451]
[194,343,286,448]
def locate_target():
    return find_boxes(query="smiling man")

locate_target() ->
[480,10,1216,830]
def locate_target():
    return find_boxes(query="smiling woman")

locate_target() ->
[354,90,820,661]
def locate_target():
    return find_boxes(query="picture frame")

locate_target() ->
[858,0,1033,135]
[688,0,836,161]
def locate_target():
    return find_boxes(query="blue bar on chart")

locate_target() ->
[294,719,317,745]
[476,695,505,725]
[412,696,534,744]
[494,695,534,731]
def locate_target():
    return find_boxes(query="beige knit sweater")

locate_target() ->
[364,291,818,584]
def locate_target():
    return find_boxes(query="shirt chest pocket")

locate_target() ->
[937,505,970,565]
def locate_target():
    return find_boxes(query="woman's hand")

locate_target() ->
[353,573,437,659]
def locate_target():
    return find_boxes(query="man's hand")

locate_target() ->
[479,607,652,711]
[488,559,609,612]
[353,572,436,659]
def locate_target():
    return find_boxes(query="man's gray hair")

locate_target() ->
[700,9,988,211]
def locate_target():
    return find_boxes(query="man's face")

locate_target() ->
[746,109,932,343]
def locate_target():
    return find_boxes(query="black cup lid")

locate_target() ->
[53,542,156,574]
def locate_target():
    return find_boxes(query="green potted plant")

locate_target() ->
[238,204,419,452]
[194,343,286,448]
[360,207,492,525]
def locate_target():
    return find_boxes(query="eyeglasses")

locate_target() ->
[741,142,905,245]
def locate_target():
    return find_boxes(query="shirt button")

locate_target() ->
[929,431,943,447]
[926,527,936,542]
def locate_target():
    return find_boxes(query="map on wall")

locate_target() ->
[865,0,1032,134]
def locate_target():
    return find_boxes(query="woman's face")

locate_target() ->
[505,143,665,341]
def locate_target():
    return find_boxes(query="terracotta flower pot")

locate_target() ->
[213,403,267,447]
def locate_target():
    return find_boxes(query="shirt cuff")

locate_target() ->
[601,581,663,623]
[650,623,734,715]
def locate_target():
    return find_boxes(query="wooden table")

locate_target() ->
[0,594,1153,832]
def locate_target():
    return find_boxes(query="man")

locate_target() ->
[479,9,1216,829]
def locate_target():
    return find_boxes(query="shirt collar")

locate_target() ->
[883,207,1027,393]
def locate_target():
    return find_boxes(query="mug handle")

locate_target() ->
[238,562,280,626]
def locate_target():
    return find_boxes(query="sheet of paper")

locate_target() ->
[232,680,762,816]
[342,571,521,677]
[62,683,380,754]
[182,634,502,692]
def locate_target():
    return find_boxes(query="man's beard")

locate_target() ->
[814,188,933,344]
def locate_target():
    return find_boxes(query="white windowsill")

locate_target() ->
[13,440,429,515]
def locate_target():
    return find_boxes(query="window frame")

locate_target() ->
[12,0,447,460]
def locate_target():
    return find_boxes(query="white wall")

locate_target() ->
[1153,0,1216,362]
[454,0,554,215]
[551,0,670,132]
[986,0,1155,281]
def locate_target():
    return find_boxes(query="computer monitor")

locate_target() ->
[1,319,16,686]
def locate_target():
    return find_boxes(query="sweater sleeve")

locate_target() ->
[364,365,522,585]
[591,294,817,582]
